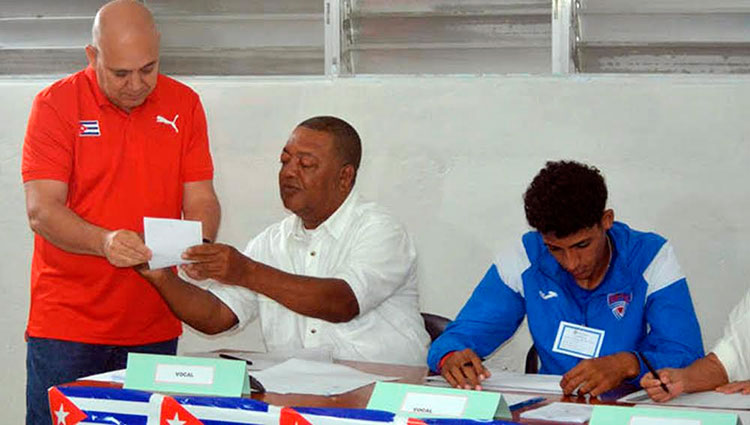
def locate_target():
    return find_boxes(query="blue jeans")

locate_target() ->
[26,336,177,425]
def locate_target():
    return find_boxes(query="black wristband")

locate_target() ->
[202,238,212,244]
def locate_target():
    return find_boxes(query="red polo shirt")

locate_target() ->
[22,66,214,345]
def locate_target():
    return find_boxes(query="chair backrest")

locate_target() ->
[524,345,539,374]
[420,313,539,373]
[420,312,451,342]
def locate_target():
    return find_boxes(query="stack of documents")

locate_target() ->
[425,371,563,394]
[620,390,750,424]
[620,389,750,409]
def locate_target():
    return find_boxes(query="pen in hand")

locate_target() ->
[639,352,670,394]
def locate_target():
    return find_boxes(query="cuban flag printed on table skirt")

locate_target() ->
[51,385,521,425]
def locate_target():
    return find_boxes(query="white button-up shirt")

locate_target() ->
[712,289,750,381]
[207,190,430,365]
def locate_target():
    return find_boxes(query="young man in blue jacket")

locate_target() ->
[428,160,704,397]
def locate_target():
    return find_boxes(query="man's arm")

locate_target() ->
[428,263,526,379]
[24,179,150,266]
[182,244,359,323]
[182,180,221,241]
[636,278,705,374]
[643,290,750,401]
[137,267,238,334]
[623,241,704,395]
[640,353,729,402]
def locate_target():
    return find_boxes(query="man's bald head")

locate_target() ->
[85,0,161,112]
[92,0,159,49]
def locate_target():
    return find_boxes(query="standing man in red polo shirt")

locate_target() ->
[21,1,221,423]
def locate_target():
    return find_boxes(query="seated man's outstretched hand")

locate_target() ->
[716,380,750,395]
[440,348,491,391]
[640,368,684,402]
[181,243,251,285]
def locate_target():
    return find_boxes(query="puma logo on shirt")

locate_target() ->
[156,114,179,133]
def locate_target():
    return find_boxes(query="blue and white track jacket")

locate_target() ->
[428,222,704,383]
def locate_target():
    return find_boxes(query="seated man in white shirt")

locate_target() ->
[640,289,750,401]
[138,116,430,365]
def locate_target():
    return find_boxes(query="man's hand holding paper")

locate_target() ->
[143,217,203,270]
[181,243,251,285]
[103,229,152,267]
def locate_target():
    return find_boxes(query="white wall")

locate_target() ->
[1,75,749,422]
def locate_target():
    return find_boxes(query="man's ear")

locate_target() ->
[85,45,98,67]
[601,209,615,230]
[339,164,355,192]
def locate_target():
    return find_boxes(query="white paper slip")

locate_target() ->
[424,371,564,394]
[520,402,594,423]
[251,358,400,396]
[78,368,126,384]
[144,217,202,269]
[621,389,750,410]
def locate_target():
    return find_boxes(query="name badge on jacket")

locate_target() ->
[552,321,605,359]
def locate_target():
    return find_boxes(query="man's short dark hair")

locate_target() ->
[298,116,362,172]
[523,160,608,238]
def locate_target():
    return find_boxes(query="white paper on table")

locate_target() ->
[243,348,333,371]
[251,358,400,395]
[201,347,335,371]
[78,368,126,384]
[520,402,594,423]
[635,404,750,425]
[621,389,750,410]
[144,217,202,269]
[424,371,563,394]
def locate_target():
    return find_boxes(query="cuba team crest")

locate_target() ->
[607,292,632,320]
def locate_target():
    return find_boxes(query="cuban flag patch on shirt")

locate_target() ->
[607,292,632,320]
[79,120,100,137]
